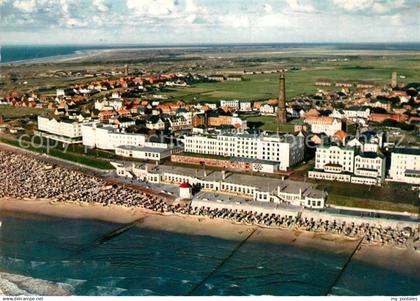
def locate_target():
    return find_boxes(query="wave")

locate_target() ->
[94,286,127,296]
[0,272,72,296]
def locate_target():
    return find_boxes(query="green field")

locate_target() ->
[316,180,419,213]
[0,105,50,119]
[0,136,113,170]
[165,56,420,103]
[328,194,419,214]
[244,115,296,132]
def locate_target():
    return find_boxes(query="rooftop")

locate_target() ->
[193,191,300,212]
[117,145,169,153]
[392,147,420,156]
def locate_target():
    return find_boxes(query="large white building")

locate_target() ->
[315,145,355,173]
[81,123,146,150]
[37,116,84,143]
[183,133,304,170]
[388,148,420,185]
[354,152,386,182]
[304,116,342,137]
[310,144,385,185]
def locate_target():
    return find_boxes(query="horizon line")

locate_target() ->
[1,41,420,47]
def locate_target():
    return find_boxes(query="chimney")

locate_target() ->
[222,170,226,180]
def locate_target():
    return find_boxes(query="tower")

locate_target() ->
[391,71,397,88]
[124,64,129,77]
[277,72,287,125]
[179,182,192,199]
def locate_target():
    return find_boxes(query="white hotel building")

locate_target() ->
[309,144,385,185]
[37,116,84,144]
[81,123,146,150]
[388,148,420,185]
[183,133,305,170]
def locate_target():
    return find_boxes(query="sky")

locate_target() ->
[0,0,419,45]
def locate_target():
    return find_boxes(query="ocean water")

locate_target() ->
[1,43,419,64]
[0,211,418,296]
[0,45,107,63]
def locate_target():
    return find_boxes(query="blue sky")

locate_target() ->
[0,0,419,44]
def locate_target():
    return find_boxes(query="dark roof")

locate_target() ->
[117,117,134,123]
[358,152,383,159]
[392,148,420,156]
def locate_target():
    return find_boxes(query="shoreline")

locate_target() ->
[1,197,419,279]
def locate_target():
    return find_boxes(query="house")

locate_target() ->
[114,117,135,129]
[304,116,342,137]
[304,108,320,118]
[239,101,252,112]
[166,115,191,131]
[146,117,165,130]
[343,106,371,119]
[98,110,116,121]
[369,113,408,123]
[220,99,240,111]
[370,99,392,112]
[260,104,277,116]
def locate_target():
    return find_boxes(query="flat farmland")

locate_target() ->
[165,55,420,102]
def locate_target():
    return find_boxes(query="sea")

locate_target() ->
[1,43,420,64]
[0,211,418,296]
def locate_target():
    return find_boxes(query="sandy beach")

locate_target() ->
[1,197,419,278]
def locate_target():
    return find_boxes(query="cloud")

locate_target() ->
[380,13,402,25]
[64,17,88,27]
[13,0,36,12]
[92,0,109,12]
[263,3,273,13]
[372,0,405,13]
[332,0,406,13]
[286,0,316,13]
[184,0,209,23]
[0,0,418,44]
[126,0,177,16]
[257,13,292,28]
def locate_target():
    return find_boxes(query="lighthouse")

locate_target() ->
[277,72,287,125]
[179,182,192,199]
